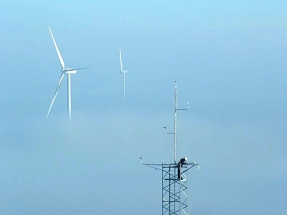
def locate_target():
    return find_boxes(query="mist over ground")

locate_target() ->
[1,1,287,215]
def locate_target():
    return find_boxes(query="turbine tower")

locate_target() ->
[141,81,199,215]
[46,26,89,122]
[114,47,128,99]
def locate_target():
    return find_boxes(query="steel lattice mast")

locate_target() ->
[142,81,199,215]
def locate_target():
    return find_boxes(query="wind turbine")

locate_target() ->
[114,47,128,99]
[46,26,88,122]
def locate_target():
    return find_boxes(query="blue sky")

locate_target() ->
[0,1,286,215]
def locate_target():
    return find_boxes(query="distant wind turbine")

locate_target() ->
[114,47,128,99]
[46,26,89,122]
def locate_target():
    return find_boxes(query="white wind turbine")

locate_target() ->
[46,26,88,122]
[114,47,128,99]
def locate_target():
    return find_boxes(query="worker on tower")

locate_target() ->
[178,157,187,180]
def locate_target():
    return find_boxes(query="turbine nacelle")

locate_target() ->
[121,70,128,74]
[64,68,77,74]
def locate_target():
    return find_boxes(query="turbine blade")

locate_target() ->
[65,67,92,71]
[48,26,65,69]
[119,47,123,71]
[113,72,122,92]
[46,73,65,118]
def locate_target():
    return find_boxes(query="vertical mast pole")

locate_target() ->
[174,81,177,163]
